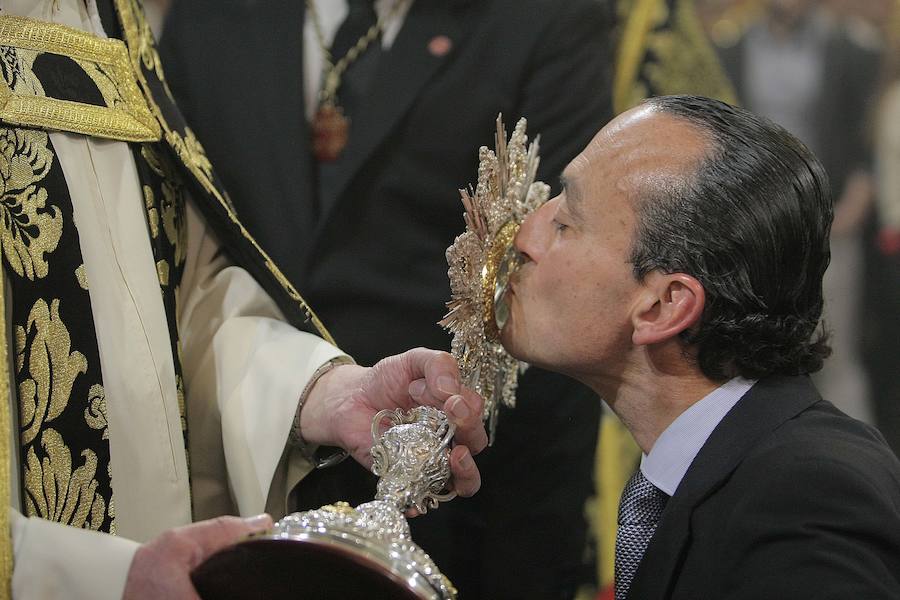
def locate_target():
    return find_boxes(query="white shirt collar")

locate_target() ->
[640,377,756,496]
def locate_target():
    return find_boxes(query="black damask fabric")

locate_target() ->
[131,141,189,464]
[2,125,114,532]
[0,41,190,531]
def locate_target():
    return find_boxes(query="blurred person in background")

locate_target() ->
[159,1,615,598]
[867,1,900,455]
[717,0,881,424]
[874,9,900,267]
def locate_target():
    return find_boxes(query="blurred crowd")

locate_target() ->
[699,0,900,456]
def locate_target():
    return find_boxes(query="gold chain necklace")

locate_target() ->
[306,0,409,161]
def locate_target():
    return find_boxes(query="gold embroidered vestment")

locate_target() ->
[0,31,189,534]
[0,5,337,597]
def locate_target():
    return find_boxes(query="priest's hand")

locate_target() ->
[123,514,272,600]
[299,348,487,497]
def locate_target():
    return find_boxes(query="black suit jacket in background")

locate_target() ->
[160,2,615,598]
[160,0,613,362]
[629,375,900,600]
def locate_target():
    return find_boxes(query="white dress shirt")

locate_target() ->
[641,378,756,496]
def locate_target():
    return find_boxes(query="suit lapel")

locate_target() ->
[311,0,468,232]
[628,376,822,600]
[258,0,317,242]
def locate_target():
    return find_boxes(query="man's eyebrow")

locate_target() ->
[559,174,584,221]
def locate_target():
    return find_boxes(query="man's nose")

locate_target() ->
[515,198,555,263]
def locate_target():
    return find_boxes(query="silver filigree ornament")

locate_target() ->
[440,115,549,442]
[263,406,459,599]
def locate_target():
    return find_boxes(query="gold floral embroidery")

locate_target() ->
[156,259,169,286]
[614,0,736,113]
[643,1,737,105]
[75,264,88,290]
[140,144,165,177]
[615,0,668,113]
[164,127,216,200]
[108,495,117,535]
[183,128,212,183]
[0,128,62,280]
[176,373,186,433]
[16,298,87,445]
[143,184,159,238]
[0,45,35,94]
[160,179,185,266]
[108,490,117,535]
[129,4,168,98]
[84,384,108,440]
[142,144,186,267]
[23,428,105,530]
[176,372,188,474]
[13,324,24,372]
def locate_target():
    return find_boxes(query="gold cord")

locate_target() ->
[305,0,410,105]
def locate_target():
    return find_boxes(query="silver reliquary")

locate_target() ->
[192,407,459,599]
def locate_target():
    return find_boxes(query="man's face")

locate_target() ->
[500,107,706,380]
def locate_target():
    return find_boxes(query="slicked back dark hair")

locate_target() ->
[629,95,832,381]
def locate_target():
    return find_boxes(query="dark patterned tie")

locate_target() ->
[615,469,669,600]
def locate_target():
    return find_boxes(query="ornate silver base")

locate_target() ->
[193,407,458,599]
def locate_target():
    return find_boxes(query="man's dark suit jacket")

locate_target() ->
[630,375,900,600]
[160,2,614,598]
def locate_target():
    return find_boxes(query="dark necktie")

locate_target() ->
[316,0,381,216]
[615,469,669,600]
[329,0,380,121]
[330,0,378,64]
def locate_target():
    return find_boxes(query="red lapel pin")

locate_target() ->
[428,35,452,57]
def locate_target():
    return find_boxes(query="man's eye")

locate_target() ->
[553,219,569,232]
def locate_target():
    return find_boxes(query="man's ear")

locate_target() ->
[631,272,705,346]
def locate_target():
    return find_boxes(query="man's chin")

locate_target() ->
[498,326,532,364]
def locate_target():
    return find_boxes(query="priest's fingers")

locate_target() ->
[449,445,481,497]
[124,514,272,600]
[445,393,488,455]
[186,514,273,565]
[403,347,462,407]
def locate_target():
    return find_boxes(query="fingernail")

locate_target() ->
[448,395,470,420]
[408,379,426,398]
[244,513,273,530]
[458,447,473,468]
[437,375,459,395]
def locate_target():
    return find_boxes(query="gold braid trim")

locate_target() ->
[614,0,661,115]
[0,15,161,142]
[112,0,335,345]
[0,279,11,599]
